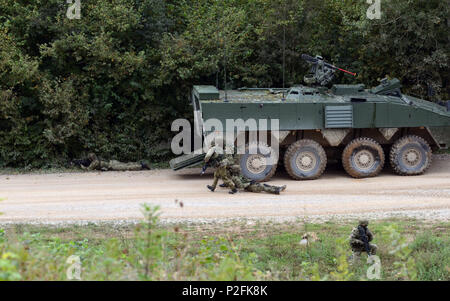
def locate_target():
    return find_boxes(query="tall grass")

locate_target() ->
[0,206,448,281]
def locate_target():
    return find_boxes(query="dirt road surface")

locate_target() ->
[1,155,449,224]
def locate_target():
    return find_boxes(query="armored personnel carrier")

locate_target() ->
[171,55,450,182]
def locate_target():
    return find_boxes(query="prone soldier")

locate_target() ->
[217,155,286,195]
[74,153,150,171]
[203,143,286,195]
[227,163,286,195]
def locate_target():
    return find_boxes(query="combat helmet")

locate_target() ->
[87,153,98,162]
[358,220,369,227]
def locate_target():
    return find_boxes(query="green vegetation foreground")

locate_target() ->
[1,0,448,168]
[0,205,448,281]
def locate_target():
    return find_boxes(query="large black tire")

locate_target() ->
[342,138,385,178]
[283,140,327,180]
[389,135,432,176]
[239,143,278,182]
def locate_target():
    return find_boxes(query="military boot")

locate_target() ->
[351,251,361,265]
[229,188,238,194]
[207,185,215,192]
[219,183,228,188]
[141,162,151,170]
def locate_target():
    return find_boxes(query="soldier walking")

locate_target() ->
[203,142,238,194]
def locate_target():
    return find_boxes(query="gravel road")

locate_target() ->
[0,155,449,225]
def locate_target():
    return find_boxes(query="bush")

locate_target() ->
[1,0,448,167]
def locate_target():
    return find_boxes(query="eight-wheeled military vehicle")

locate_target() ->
[170,55,450,182]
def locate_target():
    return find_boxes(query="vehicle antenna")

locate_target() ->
[216,16,220,89]
[221,6,228,103]
[224,36,228,102]
[282,2,286,101]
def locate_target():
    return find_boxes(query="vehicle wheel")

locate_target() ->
[389,135,432,176]
[239,143,278,182]
[284,140,327,180]
[342,138,385,178]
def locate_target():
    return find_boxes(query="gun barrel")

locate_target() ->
[302,54,357,76]
[358,226,371,254]
[337,67,357,76]
[301,54,316,62]
[323,62,357,76]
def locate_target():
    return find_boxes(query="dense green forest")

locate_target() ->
[0,0,448,168]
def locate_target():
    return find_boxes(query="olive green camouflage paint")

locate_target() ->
[199,93,450,131]
[194,79,450,132]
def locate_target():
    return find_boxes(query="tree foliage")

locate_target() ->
[0,0,448,167]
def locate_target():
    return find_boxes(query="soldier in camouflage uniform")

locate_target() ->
[221,157,287,195]
[349,220,377,263]
[204,144,238,194]
[80,153,150,171]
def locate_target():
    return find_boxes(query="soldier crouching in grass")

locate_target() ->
[73,153,150,171]
[349,220,378,264]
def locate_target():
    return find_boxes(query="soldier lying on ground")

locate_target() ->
[73,153,150,171]
[203,143,286,195]
[349,220,377,263]
[223,162,286,195]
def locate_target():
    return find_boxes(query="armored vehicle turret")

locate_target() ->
[171,55,450,182]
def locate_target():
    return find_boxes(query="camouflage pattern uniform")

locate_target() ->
[205,145,237,194]
[83,153,147,171]
[349,220,377,263]
[226,159,286,195]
